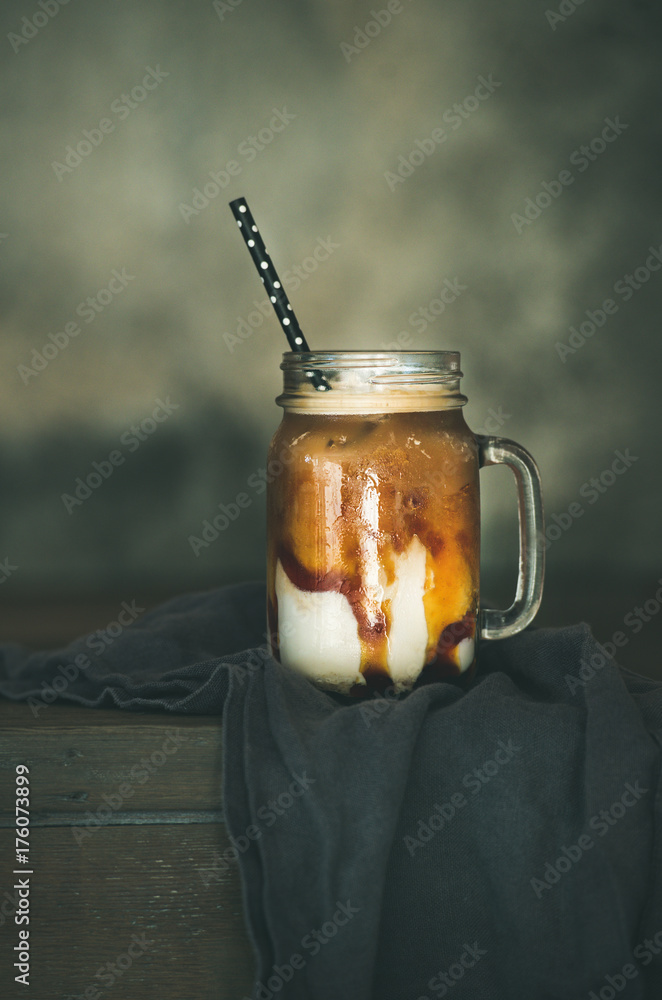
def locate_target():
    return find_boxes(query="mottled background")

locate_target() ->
[0,0,660,675]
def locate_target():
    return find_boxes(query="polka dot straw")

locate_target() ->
[229,197,330,391]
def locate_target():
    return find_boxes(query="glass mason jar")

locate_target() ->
[266,352,544,696]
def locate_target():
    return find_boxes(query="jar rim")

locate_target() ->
[277,351,466,412]
[280,350,461,373]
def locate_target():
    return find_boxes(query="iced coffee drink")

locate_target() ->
[267,353,481,695]
[268,410,479,694]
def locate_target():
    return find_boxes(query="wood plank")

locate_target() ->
[0,702,223,815]
[6,810,223,828]
[0,824,255,1000]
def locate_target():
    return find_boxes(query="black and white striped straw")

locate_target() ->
[229,196,330,391]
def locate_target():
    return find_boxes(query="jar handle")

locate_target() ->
[477,435,545,640]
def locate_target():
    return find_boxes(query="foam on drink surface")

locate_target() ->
[267,409,479,694]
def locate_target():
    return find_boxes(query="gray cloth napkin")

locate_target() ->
[1,582,661,999]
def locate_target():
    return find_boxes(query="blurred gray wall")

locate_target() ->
[0,0,661,659]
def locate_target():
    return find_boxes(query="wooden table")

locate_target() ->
[0,700,254,1000]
